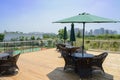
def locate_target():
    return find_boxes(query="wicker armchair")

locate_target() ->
[75,46,86,53]
[62,51,76,71]
[56,43,66,51]
[58,45,67,56]
[0,53,20,76]
[92,52,108,74]
[66,47,80,55]
[76,58,93,78]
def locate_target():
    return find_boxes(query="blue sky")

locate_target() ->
[0,0,120,33]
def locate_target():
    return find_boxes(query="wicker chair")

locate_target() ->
[75,46,86,53]
[62,51,76,71]
[56,43,66,51]
[58,46,79,72]
[92,52,108,74]
[67,47,80,55]
[59,46,80,70]
[76,58,93,78]
[0,53,20,76]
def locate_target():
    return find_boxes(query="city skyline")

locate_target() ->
[0,0,120,33]
[3,27,118,42]
[2,27,119,35]
[68,27,118,35]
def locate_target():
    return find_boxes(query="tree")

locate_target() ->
[37,37,41,40]
[43,34,50,39]
[11,38,17,41]
[0,34,4,42]
[77,30,81,38]
[31,36,35,40]
[58,29,64,39]
[25,37,28,41]
[19,36,24,41]
[105,30,109,40]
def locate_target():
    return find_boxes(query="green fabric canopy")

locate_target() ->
[54,13,119,23]
[53,12,120,57]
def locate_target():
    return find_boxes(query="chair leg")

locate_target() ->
[101,66,105,74]
[15,64,19,70]
[64,64,67,71]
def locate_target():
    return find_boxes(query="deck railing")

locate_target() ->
[0,39,120,54]
[75,40,120,53]
[0,40,41,54]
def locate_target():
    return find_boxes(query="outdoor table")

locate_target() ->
[72,53,94,78]
[0,53,9,60]
[72,53,94,58]
[65,45,74,48]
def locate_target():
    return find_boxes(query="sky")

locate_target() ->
[0,0,120,34]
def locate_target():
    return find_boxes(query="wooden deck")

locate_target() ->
[0,48,120,80]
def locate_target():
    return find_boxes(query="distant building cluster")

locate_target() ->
[69,28,118,36]
[2,27,118,41]
[86,28,117,35]
[3,31,43,41]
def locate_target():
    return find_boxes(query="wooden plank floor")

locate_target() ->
[0,48,120,80]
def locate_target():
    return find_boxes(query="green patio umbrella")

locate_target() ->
[53,12,119,57]
[70,23,76,46]
[63,26,68,43]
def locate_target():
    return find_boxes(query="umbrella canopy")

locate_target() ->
[54,12,119,23]
[53,12,120,57]
[70,23,76,46]
[63,26,68,43]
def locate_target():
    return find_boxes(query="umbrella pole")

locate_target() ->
[82,22,85,57]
